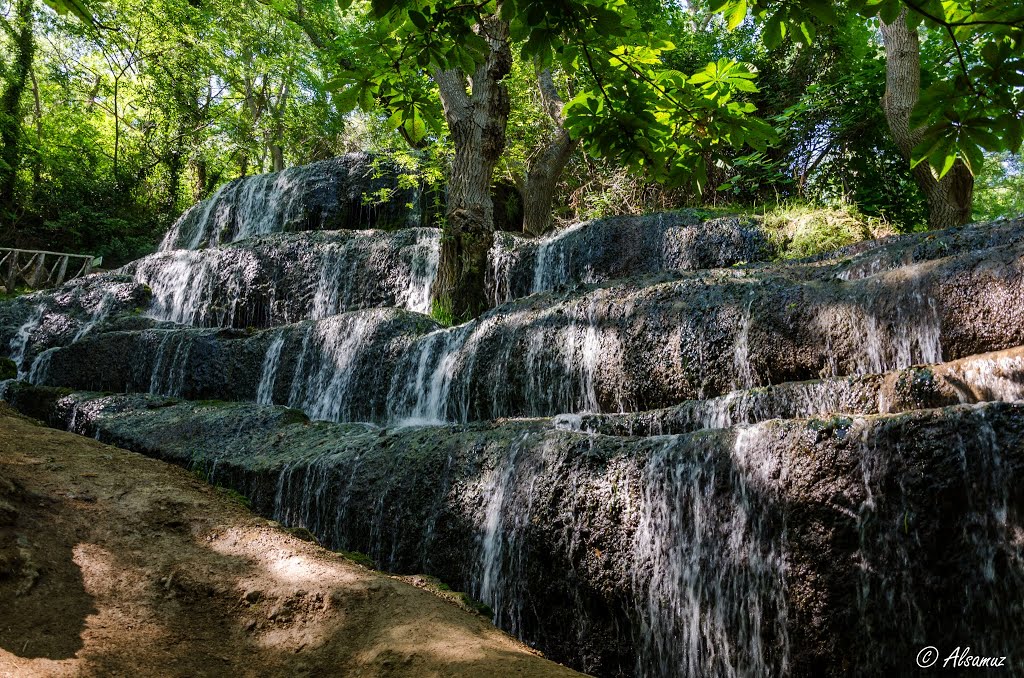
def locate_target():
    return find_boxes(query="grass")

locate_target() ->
[460,593,494,618]
[336,549,377,569]
[759,203,895,260]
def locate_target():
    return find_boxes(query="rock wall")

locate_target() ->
[24,237,1024,424]
[6,385,1022,677]
[3,157,1024,678]
[160,154,437,250]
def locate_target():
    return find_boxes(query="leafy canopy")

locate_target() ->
[710,0,1024,178]
[319,0,777,190]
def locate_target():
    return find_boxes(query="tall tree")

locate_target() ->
[308,0,774,321]
[880,9,972,228]
[709,0,1024,228]
[0,0,36,216]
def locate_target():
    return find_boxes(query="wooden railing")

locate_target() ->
[0,248,103,291]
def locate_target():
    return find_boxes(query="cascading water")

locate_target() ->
[386,324,474,426]
[134,249,250,327]
[148,332,204,396]
[8,304,45,379]
[532,222,588,294]
[285,313,383,421]
[256,332,286,405]
[6,164,1024,678]
[159,183,230,251]
[138,228,442,328]
[633,426,789,678]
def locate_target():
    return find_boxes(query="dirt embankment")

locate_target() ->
[0,405,581,678]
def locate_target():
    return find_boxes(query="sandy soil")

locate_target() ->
[0,405,582,678]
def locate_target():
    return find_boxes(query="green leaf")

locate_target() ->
[959,141,984,176]
[404,110,427,143]
[370,0,397,18]
[723,0,748,30]
[408,10,429,30]
[937,150,957,179]
[762,12,787,49]
[797,20,817,45]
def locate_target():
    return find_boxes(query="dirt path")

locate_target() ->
[0,405,582,678]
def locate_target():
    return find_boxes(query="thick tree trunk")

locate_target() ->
[0,0,35,214]
[520,69,577,236]
[430,16,511,322]
[270,145,285,172]
[880,10,973,229]
[193,157,208,201]
[166,149,183,212]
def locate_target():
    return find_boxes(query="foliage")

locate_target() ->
[315,0,777,192]
[709,0,1024,181]
[759,203,895,259]
[2,0,1019,267]
[973,152,1024,222]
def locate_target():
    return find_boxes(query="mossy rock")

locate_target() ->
[460,593,494,619]
[336,549,376,569]
[283,526,319,544]
[0,358,16,381]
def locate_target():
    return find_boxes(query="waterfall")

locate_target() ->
[472,434,534,639]
[134,248,259,328]
[72,292,118,341]
[532,221,588,294]
[732,299,757,390]
[387,324,474,426]
[256,332,286,405]
[310,242,364,320]
[828,284,943,377]
[233,172,301,242]
[160,182,231,251]
[400,228,441,315]
[27,346,58,385]
[851,407,1023,671]
[633,426,789,677]
[948,353,1024,403]
[286,314,380,422]
[149,332,200,396]
[9,304,45,379]
[157,155,428,252]
[141,228,442,330]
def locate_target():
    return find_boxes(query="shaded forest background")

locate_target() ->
[0,0,1021,268]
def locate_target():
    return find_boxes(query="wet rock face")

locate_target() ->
[37,310,437,414]
[488,213,774,304]
[0,274,150,378]
[4,181,1024,678]
[7,387,1022,677]
[19,237,1024,425]
[160,153,435,250]
[125,228,441,328]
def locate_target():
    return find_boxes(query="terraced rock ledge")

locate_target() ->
[2,161,1023,678]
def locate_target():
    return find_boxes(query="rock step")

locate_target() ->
[561,345,1024,436]
[127,227,441,327]
[5,384,1022,678]
[21,237,1024,424]
[160,153,436,251]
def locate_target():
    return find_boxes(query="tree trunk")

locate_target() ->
[29,65,41,189]
[0,0,35,214]
[520,68,577,236]
[193,157,208,201]
[430,16,512,322]
[880,10,973,229]
[269,80,288,172]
